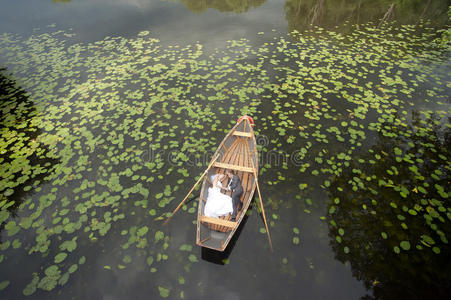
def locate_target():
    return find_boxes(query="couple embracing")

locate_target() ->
[204,169,243,221]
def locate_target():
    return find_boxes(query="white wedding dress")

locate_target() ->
[204,174,233,218]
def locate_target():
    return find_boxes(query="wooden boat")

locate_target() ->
[196,116,258,251]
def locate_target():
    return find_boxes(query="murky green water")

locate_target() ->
[0,1,450,299]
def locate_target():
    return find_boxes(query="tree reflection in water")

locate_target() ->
[284,0,449,33]
[326,110,450,299]
[180,0,266,14]
[0,68,59,240]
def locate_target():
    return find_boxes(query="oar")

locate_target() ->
[248,143,273,252]
[163,153,220,226]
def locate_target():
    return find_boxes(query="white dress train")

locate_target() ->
[204,175,233,218]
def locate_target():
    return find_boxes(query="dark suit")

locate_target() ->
[228,174,243,218]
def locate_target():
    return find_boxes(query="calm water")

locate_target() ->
[0,1,450,300]
[1,0,449,45]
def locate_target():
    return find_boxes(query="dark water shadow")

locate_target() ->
[326,110,451,299]
[0,67,59,240]
[200,205,252,265]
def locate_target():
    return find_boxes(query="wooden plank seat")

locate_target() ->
[212,162,254,173]
[200,216,236,228]
[233,131,252,138]
[203,214,234,232]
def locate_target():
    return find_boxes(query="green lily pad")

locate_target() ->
[188,254,198,263]
[54,252,67,263]
[0,280,10,290]
[400,241,410,251]
[158,286,170,298]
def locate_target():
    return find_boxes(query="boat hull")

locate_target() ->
[196,117,258,251]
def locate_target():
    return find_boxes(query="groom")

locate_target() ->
[226,169,243,220]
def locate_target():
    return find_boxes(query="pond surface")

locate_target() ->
[0,1,450,299]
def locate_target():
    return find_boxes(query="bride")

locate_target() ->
[204,174,233,218]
